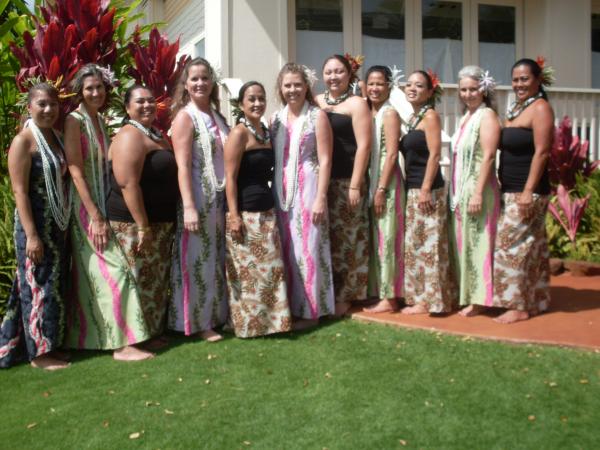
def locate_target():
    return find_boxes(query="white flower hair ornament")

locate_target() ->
[302,65,318,87]
[212,67,224,86]
[478,70,496,96]
[98,66,118,88]
[389,65,404,88]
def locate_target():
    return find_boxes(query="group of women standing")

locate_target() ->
[0,53,553,370]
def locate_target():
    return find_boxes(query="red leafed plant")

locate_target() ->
[549,116,599,190]
[10,0,120,92]
[128,26,190,137]
[548,184,590,243]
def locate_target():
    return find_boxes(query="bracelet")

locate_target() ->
[137,225,151,232]
[349,186,361,191]
[377,186,388,193]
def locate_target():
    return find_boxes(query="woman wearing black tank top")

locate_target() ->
[492,58,553,324]
[106,85,178,358]
[316,54,372,316]
[400,70,456,315]
[223,81,291,338]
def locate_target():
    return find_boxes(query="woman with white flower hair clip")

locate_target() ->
[271,62,335,330]
[449,65,501,318]
[361,65,405,313]
[64,64,157,360]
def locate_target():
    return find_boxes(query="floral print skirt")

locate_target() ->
[404,188,456,313]
[492,193,550,313]
[225,210,291,338]
[110,221,174,337]
[328,179,369,303]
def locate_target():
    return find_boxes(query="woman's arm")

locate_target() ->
[519,100,554,216]
[468,109,500,215]
[374,109,401,217]
[349,97,372,208]
[313,110,333,224]
[224,125,247,241]
[64,114,109,251]
[171,111,199,232]
[8,132,43,264]
[419,109,442,214]
[110,130,149,252]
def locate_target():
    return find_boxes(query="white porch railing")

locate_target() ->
[438,85,600,162]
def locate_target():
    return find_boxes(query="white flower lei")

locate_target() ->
[26,119,72,230]
[186,103,228,200]
[273,101,311,211]
[74,105,109,216]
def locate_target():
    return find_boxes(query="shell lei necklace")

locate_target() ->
[324,89,350,106]
[240,117,270,144]
[78,106,109,216]
[27,119,72,231]
[506,91,544,121]
[126,119,163,141]
[407,104,432,131]
[273,102,310,211]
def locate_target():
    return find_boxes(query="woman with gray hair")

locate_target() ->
[449,65,501,317]
[63,65,155,360]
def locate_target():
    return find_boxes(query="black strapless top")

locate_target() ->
[327,112,357,179]
[107,149,179,223]
[499,127,550,195]
[227,147,274,212]
[400,130,444,190]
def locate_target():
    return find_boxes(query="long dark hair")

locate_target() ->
[511,58,547,100]
[408,70,436,107]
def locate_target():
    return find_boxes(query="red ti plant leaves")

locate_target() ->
[549,116,598,191]
[548,184,590,243]
[128,26,191,137]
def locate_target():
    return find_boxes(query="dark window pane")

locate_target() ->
[296,0,343,32]
[479,4,516,85]
[593,14,600,88]
[362,0,405,71]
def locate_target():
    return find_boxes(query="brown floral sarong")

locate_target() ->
[225,210,291,338]
[404,188,456,313]
[110,221,174,337]
[327,178,369,303]
[492,193,550,313]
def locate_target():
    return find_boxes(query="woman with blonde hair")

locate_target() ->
[169,57,229,341]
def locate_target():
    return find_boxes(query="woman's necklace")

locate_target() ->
[506,92,544,121]
[126,119,163,141]
[407,104,432,131]
[240,117,270,144]
[27,120,72,231]
[324,89,351,106]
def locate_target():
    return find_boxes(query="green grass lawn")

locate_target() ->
[1,319,599,450]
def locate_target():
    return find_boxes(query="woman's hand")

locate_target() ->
[517,190,534,219]
[88,216,109,252]
[348,187,362,209]
[311,196,326,225]
[418,189,434,215]
[136,227,152,254]
[228,215,244,243]
[374,189,386,217]
[26,235,44,265]
[467,192,483,216]
[183,206,199,232]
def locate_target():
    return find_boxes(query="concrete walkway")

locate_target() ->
[352,273,600,350]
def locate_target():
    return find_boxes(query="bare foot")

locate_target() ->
[363,299,399,313]
[141,336,169,351]
[113,345,155,361]
[31,353,70,371]
[292,319,318,331]
[334,302,351,317]
[200,329,223,342]
[401,304,429,315]
[458,305,484,317]
[493,310,529,324]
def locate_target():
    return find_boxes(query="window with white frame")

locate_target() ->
[194,37,205,58]
[361,0,406,71]
[478,3,515,85]
[295,0,344,88]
